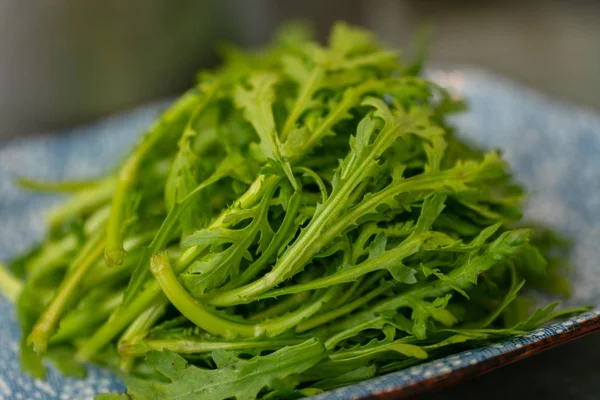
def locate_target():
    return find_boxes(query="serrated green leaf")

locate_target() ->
[119,339,325,400]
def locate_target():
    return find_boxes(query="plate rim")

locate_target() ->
[347,311,600,400]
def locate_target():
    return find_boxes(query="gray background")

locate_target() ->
[1,0,600,138]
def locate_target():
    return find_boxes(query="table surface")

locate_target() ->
[422,331,600,400]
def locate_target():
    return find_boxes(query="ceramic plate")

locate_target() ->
[1,68,599,400]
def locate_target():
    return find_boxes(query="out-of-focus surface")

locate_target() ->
[0,0,232,137]
[1,0,600,138]
[366,0,600,111]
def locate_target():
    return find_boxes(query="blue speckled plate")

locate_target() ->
[1,69,599,400]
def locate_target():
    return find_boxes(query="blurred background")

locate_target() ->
[1,0,599,139]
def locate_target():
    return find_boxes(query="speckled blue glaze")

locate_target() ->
[1,69,599,399]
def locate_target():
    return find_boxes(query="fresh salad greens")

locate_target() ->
[0,22,589,400]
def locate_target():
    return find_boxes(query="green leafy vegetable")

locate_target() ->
[3,21,590,400]
[114,339,324,400]
[0,262,22,303]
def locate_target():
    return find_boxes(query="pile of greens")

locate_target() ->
[0,22,587,399]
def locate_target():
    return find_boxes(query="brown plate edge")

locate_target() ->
[363,313,600,399]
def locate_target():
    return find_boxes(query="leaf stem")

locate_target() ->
[117,302,167,371]
[104,92,200,266]
[28,231,105,353]
[151,252,337,339]
[119,337,305,357]
[296,283,391,333]
[248,291,311,322]
[122,170,228,304]
[0,262,23,303]
[17,177,105,193]
[50,291,123,343]
[280,66,324,141]
[76,283,164,362]
[47,177,115,232]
